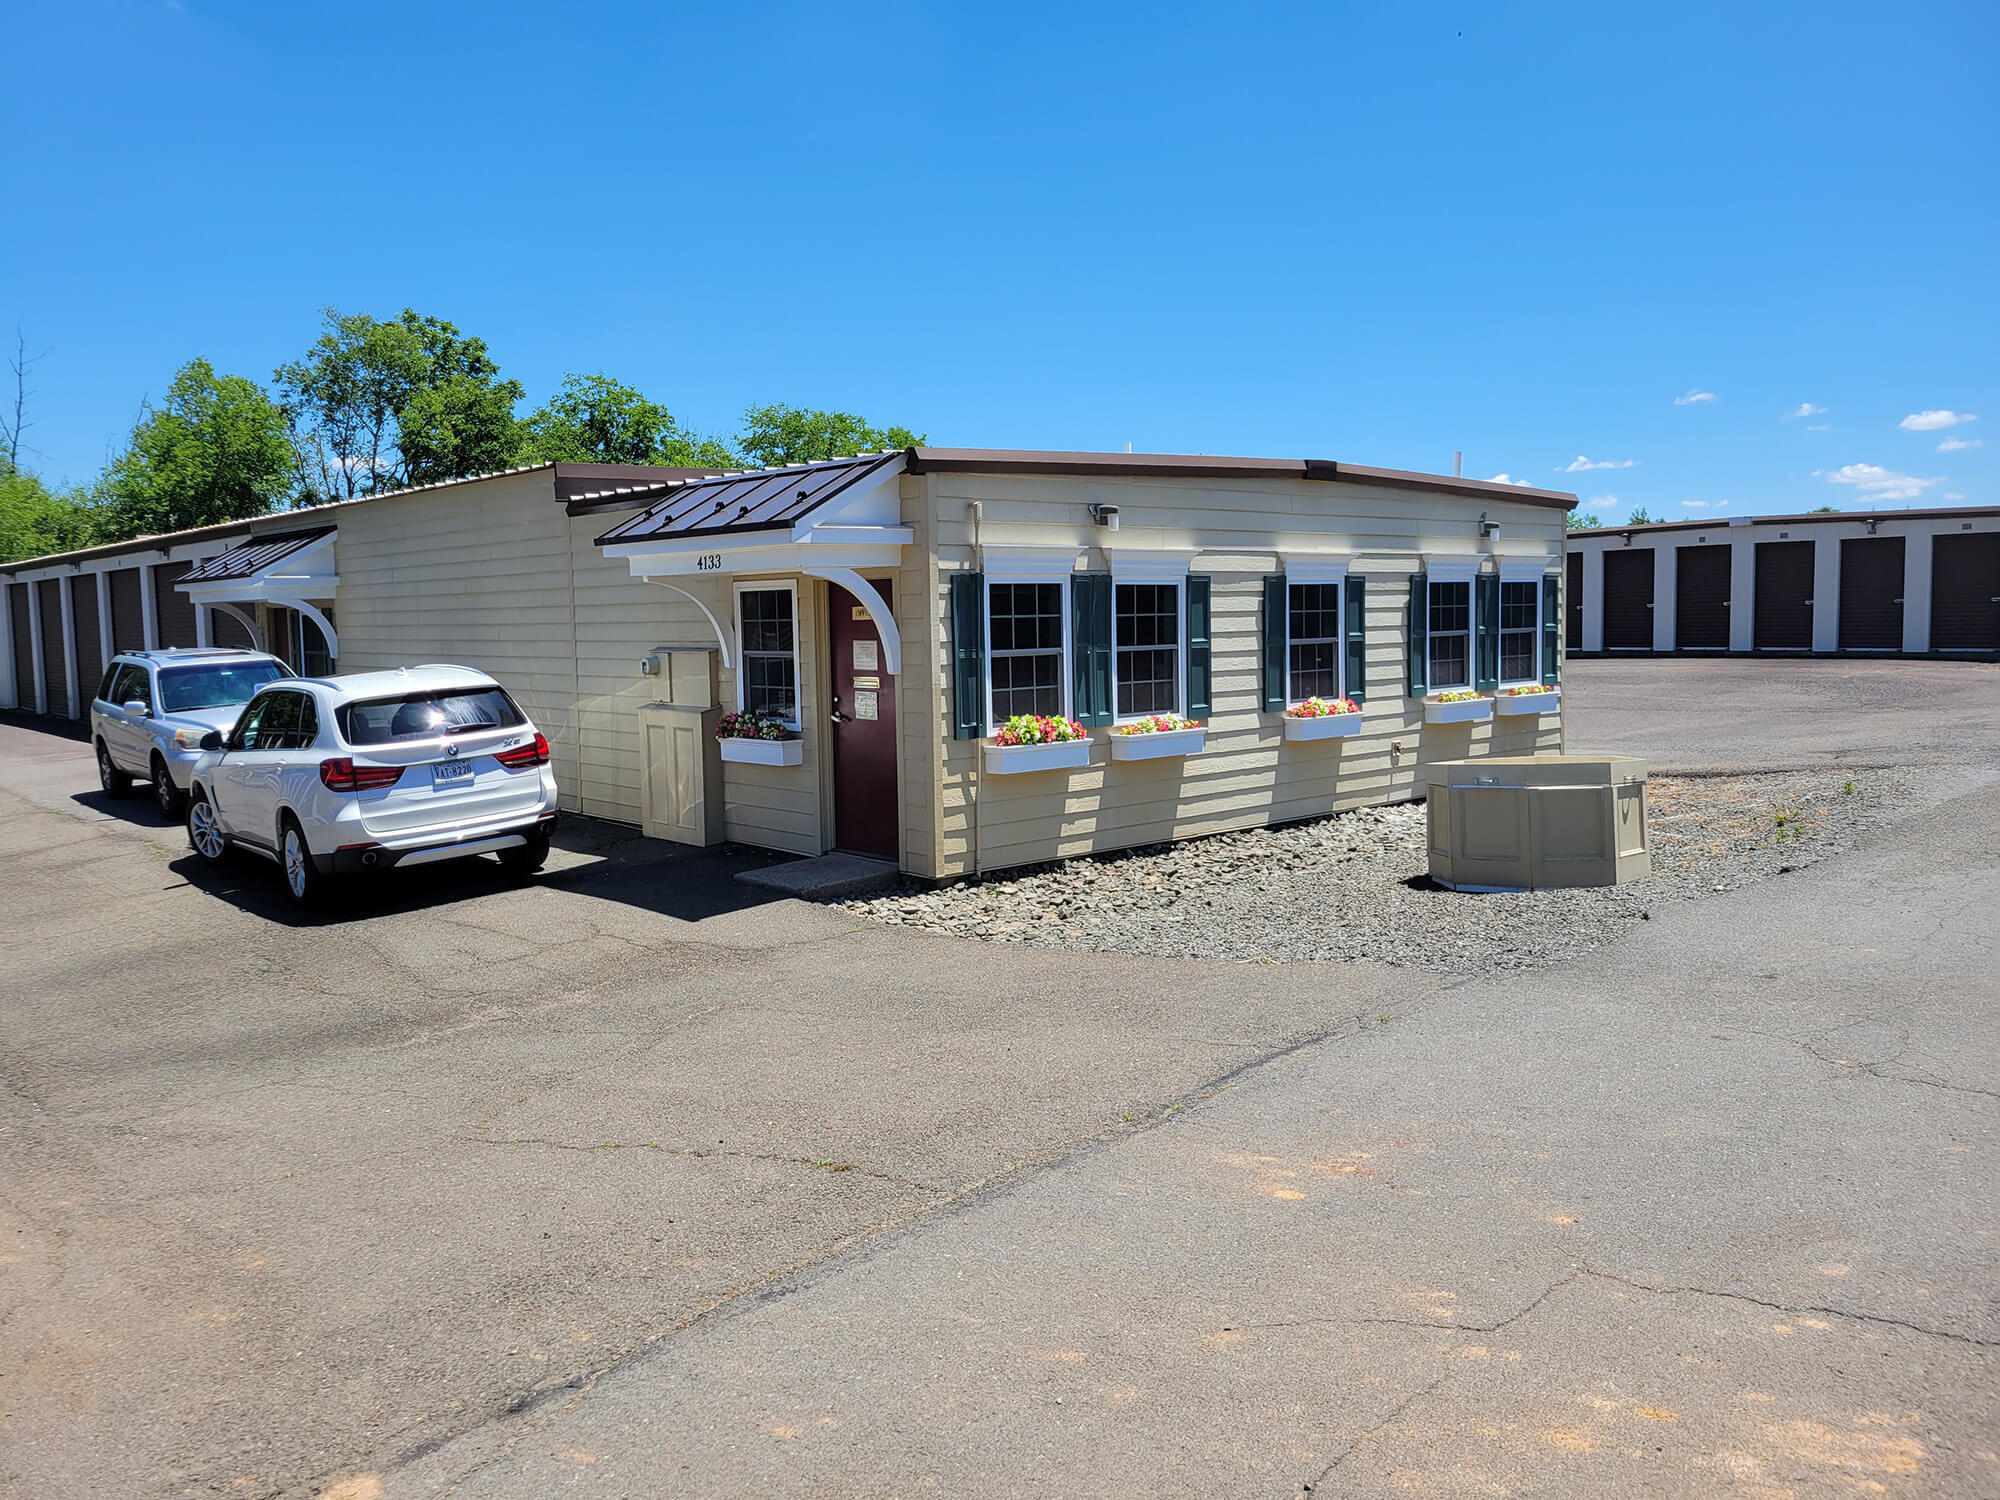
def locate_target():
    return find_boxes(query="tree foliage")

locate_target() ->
[97,359,295,539]
[0,463,96,564]
[515,373,738,468]
[1565,511,1602,531]
[1625,506,1656,525]
[274,308,524,500]
[737,404,923,468]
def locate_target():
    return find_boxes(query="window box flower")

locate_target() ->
[1424,691,1492,724]
[1283,697,1364,741]
[1494,685,1560,716]
[1108,715,1207,762]
[717,711,804,766]
[983,715,1093,775]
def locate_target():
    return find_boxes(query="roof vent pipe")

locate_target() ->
[1453,450,1463,478]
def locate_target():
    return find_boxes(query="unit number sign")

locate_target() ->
[694,553,724,571]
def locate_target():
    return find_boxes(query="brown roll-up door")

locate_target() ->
[108,568,145,652]
[1753,541,1814,649]
[1929,532,1999,653]
[1674,545,1732,650]
[1838,536,1905,651]
[36,579,69,716]
[1601,548,1655,649]
[70,576,104,702]
[152,561,197,647]
[8,583,32,708]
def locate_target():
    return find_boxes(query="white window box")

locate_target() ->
[1424,696,1493,725]
[983,738,1093,775]
[1284,711,1365,741]
[719,736,804,767]
[1108,726,1207,762]
[1494,689,1560,716]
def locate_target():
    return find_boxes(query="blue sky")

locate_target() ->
[5,1,1993,522]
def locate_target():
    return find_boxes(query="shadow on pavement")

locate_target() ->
[156,813,802,929]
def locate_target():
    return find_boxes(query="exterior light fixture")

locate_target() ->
[1089,504,1121,531]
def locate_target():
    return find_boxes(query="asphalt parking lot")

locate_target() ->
[1,657,1995,1498]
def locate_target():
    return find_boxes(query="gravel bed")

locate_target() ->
[836,769,1923,973]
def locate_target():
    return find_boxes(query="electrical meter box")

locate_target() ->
[1423,756,1649,891]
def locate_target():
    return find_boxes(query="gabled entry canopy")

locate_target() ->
[590,451,913,673]
[175,526,339,657]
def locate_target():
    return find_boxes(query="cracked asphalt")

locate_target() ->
[1,658,1995,1498]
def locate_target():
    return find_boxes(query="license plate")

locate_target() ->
[432,760,474,788]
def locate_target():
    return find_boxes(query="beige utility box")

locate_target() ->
[638,647,725,847]
[1423,756,1649,891]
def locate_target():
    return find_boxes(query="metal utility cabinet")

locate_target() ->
[1424,756,1650,891]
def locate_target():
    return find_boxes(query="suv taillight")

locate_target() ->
[319,758,404,792]
[494,732,550,770]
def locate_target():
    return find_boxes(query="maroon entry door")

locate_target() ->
[829,579,899,857]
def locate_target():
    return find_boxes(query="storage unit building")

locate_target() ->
[1567,506,2000,659]
[4,450,1579,878]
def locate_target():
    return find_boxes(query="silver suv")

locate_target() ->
[91,648,288,818]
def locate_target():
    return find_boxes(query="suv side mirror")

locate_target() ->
[122,699,149,717]
[199,731,224,752]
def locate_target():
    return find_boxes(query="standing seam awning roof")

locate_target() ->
[176,526,336,585]
[592,451,906,546]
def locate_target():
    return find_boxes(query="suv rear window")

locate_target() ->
[157,661,284,712]
[337,687,526,746]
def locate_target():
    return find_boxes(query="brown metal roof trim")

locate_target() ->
[1573,503,2000,538]
[905,448,1309,481]
[592,451,908,545]
[1303,459,1576,509]
[176,526,336,585]
[551,463,729,508]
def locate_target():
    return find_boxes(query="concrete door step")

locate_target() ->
[735,853,900,901]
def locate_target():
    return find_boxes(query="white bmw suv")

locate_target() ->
[184,665,559,907]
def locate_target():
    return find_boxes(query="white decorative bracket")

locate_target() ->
[804,566,901,675]
[645,579,734,669]
[208,602,266,652]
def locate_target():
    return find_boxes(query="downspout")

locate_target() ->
[967,499,983,878]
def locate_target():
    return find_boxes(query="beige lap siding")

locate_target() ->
[333,471,584,806]
[921,470,1565,879]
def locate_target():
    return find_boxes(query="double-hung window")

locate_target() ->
[987,582,1066,725]
[1499,579,1540,684]
[1286,582,1342,702]
[1113,582,1180,718]
[1427,580,1472,690]
[736,584,799,725]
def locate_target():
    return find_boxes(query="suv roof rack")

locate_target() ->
[128,646,272,661]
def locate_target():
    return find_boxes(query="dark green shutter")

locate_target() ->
[949,571,985,740]
[1185,575,1212,719]
[1261,575,1286,712]
[1541,574,1560,686]
[1343,575,1367,703]
[1474,572,1500,693]
[1070,573,1113,726]
[1406,574,1427,697]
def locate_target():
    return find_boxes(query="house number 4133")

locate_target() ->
[694,553,723,571]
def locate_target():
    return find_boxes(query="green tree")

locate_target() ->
[274,308,524,500]
[736,404,923,468]
[1808,504,1839,513]
[1565,511,1602,531]
[0,463,96,563]
[97,359,295,540]
[1625,506,1656,525]
[514,373,738,468]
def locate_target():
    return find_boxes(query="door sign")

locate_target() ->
[852,638,879,672]
[853,690,879,721]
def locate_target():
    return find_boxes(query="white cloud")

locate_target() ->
[1588,494,1620,506]
[1938,436,1983,452]
[1806,424,1830,431]
[1682,500,1711,509]
[1486,473,1532,487]
[1820,463,1945,502]
[1674,388,1718,406]
[1945,492,1967,501]
[1559,455,1638,472]
[1785,403,1827,419]
[1900,409,1976,431]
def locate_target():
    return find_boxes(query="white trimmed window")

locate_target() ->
[986,580,1068,726]
[1113,580,1181,718]
[1427,580,1472,689]
[1499,578,1540,684]
[1287,581,1342,702]
[735,582,799,725]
